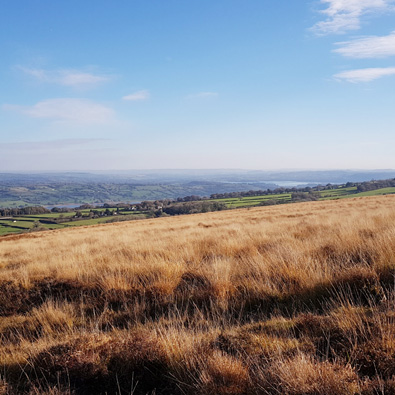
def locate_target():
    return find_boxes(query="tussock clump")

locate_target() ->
[256,354,360,395]
[213,324,306,360]
[0,282,29,316]
[175,271,213,295]
[198,351,250,394]
[0,301,74,344]
[352,336,395,379]
[27,330,171,394]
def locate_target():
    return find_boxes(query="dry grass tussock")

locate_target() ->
[0,195,395,394]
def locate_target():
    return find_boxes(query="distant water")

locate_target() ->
[225,181,323,187]
[269,181,323,187]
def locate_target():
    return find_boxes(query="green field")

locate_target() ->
[351,187,395,197]
[0,211,117,236]
[318,187,395,200]
[207,186,395,209]
[209,193,292,208]
[0,226,24,236]
[317,186,357,198]
[0,217,72,235]
[26,212,77,218]
[0,206,151,235]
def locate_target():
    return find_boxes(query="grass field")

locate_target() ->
[213,186,395,208]
[1,195,395,394]
[25,212,77,218]
[318,187,395,200]
[210,193,292,208]
[352,187,395,197]
[0,210,123,236]
[317,186,357,198]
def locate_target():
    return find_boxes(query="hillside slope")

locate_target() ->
[1,196,395,394]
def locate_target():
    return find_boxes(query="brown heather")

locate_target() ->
[0,195,395,394]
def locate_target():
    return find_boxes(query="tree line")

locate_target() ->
[0,206,50,217]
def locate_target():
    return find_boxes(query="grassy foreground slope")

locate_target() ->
[1,196,395,394]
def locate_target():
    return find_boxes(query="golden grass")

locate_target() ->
[0,195,395,393]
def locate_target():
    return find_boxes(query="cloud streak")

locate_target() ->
[4,98,115,124]
[122,90,150,101]
[18,67,110,88]
[334,67,395,82]
[334,31,395,58]
[312,0,395,35]
[0,139,109,151]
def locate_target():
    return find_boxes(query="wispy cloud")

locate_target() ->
[334,31,395,58]
[186,92,219,99]
[18,66,110,88]
[334,67,395,82]
[0,139,109,151]
[122,90,150,101]
[312,0,395,35]
[4,98,115,124]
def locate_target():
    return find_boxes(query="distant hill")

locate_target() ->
[1,169,395,207]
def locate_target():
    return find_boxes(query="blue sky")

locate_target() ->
[1,0,395,171]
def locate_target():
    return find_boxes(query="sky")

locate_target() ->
[1,0,395,171]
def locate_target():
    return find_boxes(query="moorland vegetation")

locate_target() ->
[0,195,395,393]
